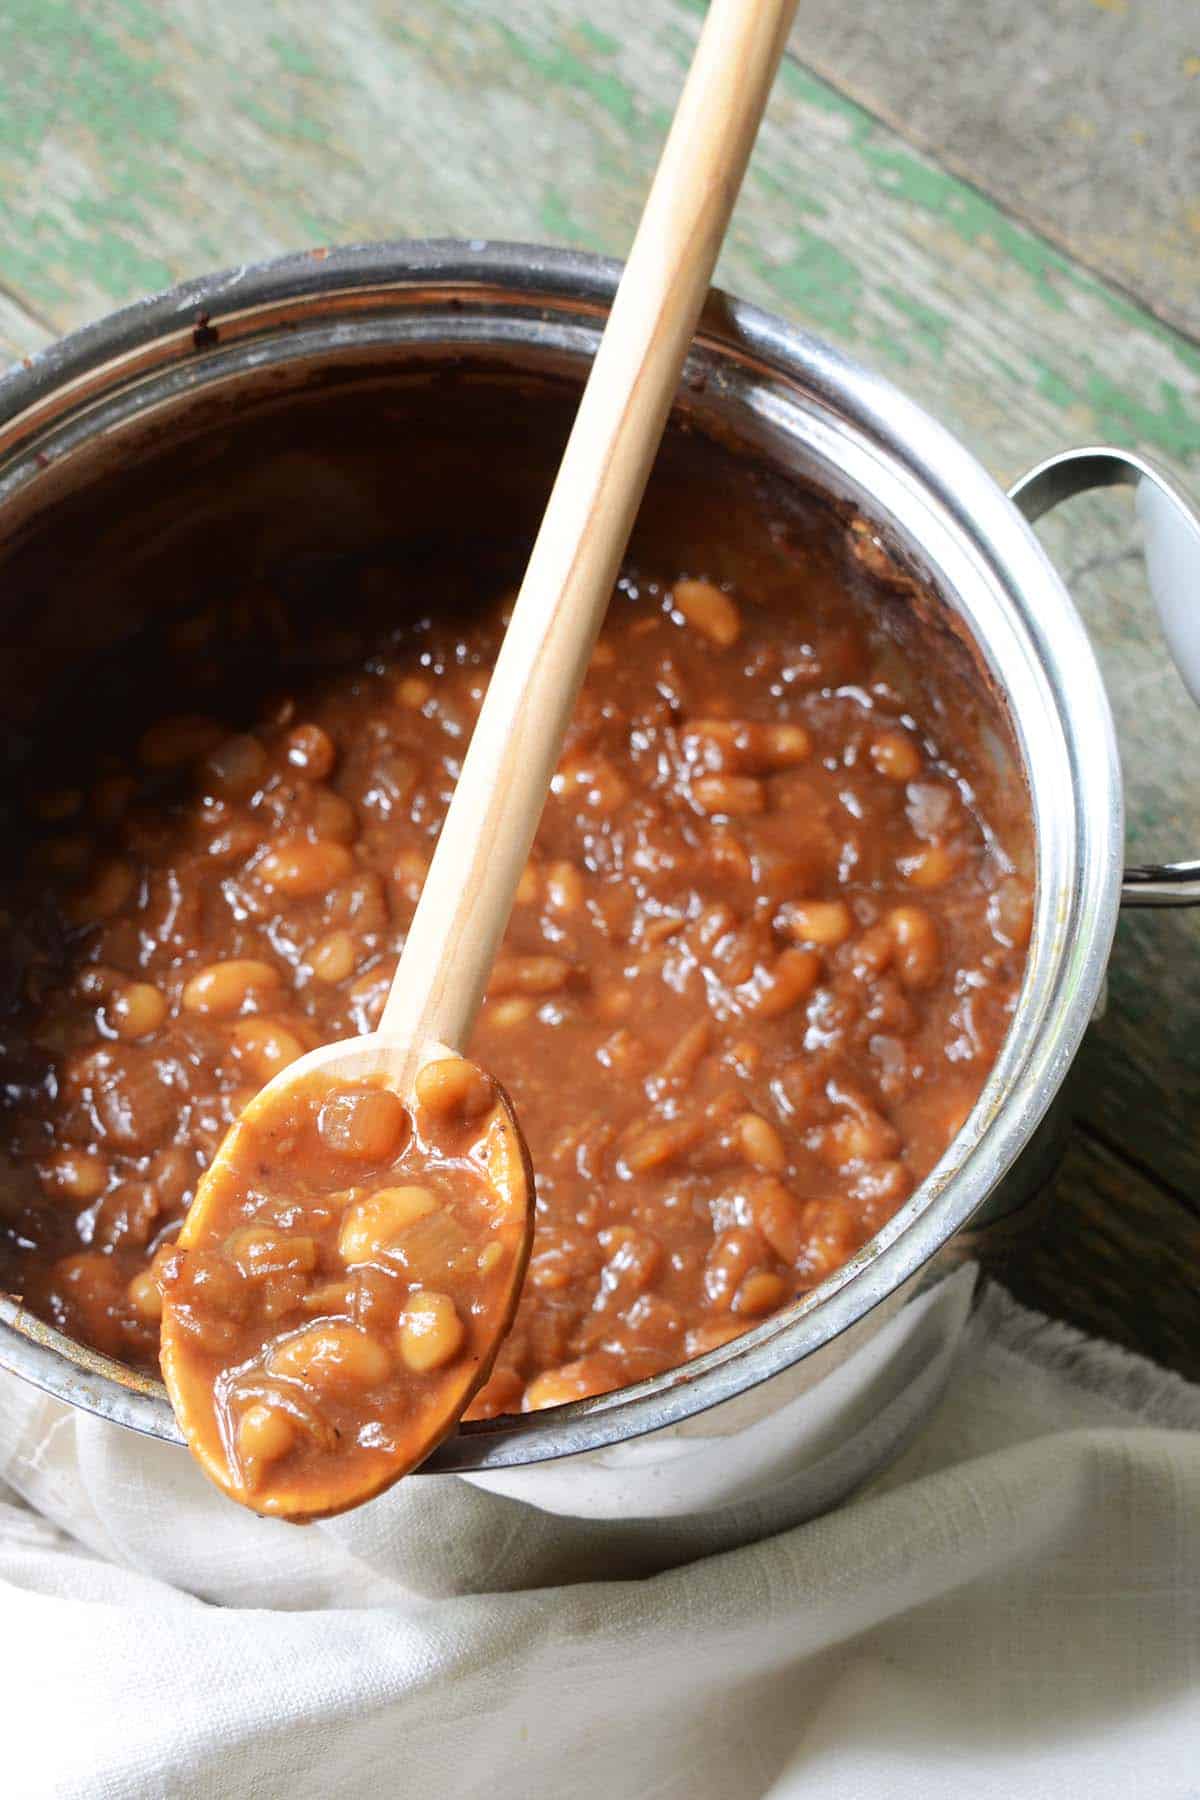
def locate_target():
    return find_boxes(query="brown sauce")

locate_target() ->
[159,1056,530,1516]
[0,537,1033,1419]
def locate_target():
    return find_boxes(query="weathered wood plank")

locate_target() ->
[0,0,1197,1343]
[796,0,1200,342]
[984,1128,1200,1381]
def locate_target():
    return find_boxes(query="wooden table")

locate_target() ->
[1,0,1197,1372]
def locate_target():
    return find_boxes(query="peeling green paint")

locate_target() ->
[0,0,1193,472]
[538,188,609,252]
[494,21,641,133]
[752,231,862,339]
[576,20,620,56]
[268,31,323,78]
[881,287,950,360]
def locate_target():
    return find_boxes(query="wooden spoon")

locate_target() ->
[160,0,800,1518]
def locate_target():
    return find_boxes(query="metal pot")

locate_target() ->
[0,243,1196,1521]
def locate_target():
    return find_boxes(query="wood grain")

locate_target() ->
[0,0,1196,1364]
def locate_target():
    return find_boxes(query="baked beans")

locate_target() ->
[0,544,1032,1420]
[159,1057,530,1516]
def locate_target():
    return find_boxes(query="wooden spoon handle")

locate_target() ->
[380,0,798,1056]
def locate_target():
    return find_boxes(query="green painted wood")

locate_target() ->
[0,0,1196,1358]
[797,0,1200,342]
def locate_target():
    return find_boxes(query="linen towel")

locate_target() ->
[1,1279,1197,1800]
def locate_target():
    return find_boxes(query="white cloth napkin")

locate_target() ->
[1,1279,1197,1800]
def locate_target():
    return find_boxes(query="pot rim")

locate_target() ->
[0,239,1122,1470]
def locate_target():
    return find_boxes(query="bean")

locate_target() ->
[149,1146,193,1210]
[415,1056,493,1123]
[732,1270,789,1316]
[595,985,632,1023]
[901,842,958,888]
[850,1159,914,1210]
[271,1323,392,1390]
[748,1175,808,1264]
[621,1114,705,1174]
[465,1365,524,1418]
[398,1289,465,1372]
[338,1186,439,1263]
[703,1228,768,1310]
[326,872,387,939]
[673,578,741,647]
[596,1027,647,1078]
[545,860,585,913]
[286,722,336,781]
[201,734,267,799]
[823,1107,901,1167]
[230,1019,306,1084]
[515,862,541,906]
[488,954,572,997]
[396,675,432,707]
[522,1357,619,1411]
[886,905,940,988]
[692,774,765,817]
[599,1228,662,1294]
[160,1247,249,1322]
[182,959,282,1017]
[138,715,223,768]
[735,1112,787,1173]
[706,830,754,881]
[553,756,630,816]
[256,838,354,898]
[799,1197,858,1282]
[657,1017,712,1085]
[685,719,810,773]
[988,876,1034,950]
[310,789,359,845]
[779,899,853,947]
[106,981,168,1041]
[38,1147,110,1202]
[127,1268,164,1322]
[237,1402,296,1467]
[486,995,536,1029]
[69,859,136,924]
[752,948,821,1018]
[724,1037,762,1078]
[392,849,429,904]
[225,1228,318,1280]
[685,1319,746,1358]
[347,961,394,1029]
[850,924,894,979]
[84,1046,176,1153]
[308,930,358,985]
[317,1086,410,1162]
[869,730,922,781]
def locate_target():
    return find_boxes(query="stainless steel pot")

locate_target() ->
[1,243,1196,1520]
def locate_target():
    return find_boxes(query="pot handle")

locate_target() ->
[1009,445,1200,908]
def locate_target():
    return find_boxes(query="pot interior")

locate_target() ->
[0,314,1044,1466]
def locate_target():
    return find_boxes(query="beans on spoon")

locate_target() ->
[159,1051,532,1519]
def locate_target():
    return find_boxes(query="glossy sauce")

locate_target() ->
[0,536,1033,1416]
[160,1057,531,1516]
